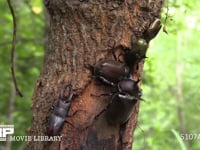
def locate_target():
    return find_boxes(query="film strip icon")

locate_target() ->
[0,125,14,141]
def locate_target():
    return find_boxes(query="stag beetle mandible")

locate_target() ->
[47,84,74,136]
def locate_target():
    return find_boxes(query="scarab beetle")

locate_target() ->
[106,79,141,125]
[123,38,148,68]
[90,42,142,125]
[122,19,161,68]
[92,78,142,125]
[47,84,74,136]
[93,59,130,86]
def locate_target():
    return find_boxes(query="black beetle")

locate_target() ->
[90,42,142,125]
[124,18,161,67]
[92,78,142,125]
[93,59,130,86]
[47,84,74,136]
[122,19,161,67]
[123,38,148,68]
[91,43,132,86]
[105,79,141,125]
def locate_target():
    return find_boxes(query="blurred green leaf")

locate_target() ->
[171,129,187,150]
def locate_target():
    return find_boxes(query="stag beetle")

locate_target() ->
[47,84,74,136]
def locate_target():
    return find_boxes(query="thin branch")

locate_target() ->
[163,0,169,34]
[7,0,23,97]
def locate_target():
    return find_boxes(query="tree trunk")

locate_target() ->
[28,0,164,149]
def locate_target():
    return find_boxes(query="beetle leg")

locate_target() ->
[64,120,81,131]
[98,76,115,86]
[65,111,87,130]
[84,64,103,81]
[82,99,114,129]
[90,92,113,97]
[121,94,144,102]
[94,107,106,120]
[117,52,125,63]
[93,96,116,119]
[106,39,117,61]
[67,110,86,118]
[111,48,117,61]
[84,64,94,71]
[117,93,140,101]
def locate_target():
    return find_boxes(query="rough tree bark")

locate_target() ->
[28,0,164,149]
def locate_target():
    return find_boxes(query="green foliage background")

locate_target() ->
[0,0,199,149]
[134,0,200,150]
[0,0,44,149]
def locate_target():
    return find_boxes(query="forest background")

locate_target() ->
[0,0,199,150]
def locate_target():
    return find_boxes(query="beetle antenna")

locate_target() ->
[109,41,118,61]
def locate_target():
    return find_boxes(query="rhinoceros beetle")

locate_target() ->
[122,19,161,68]
[93,59,130,86]
[122,38,148,68]
[90,41,142,125]
[47,84,74,136]
[92,78,142,125]
[91,43,132,86]
[105,79,141,125]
